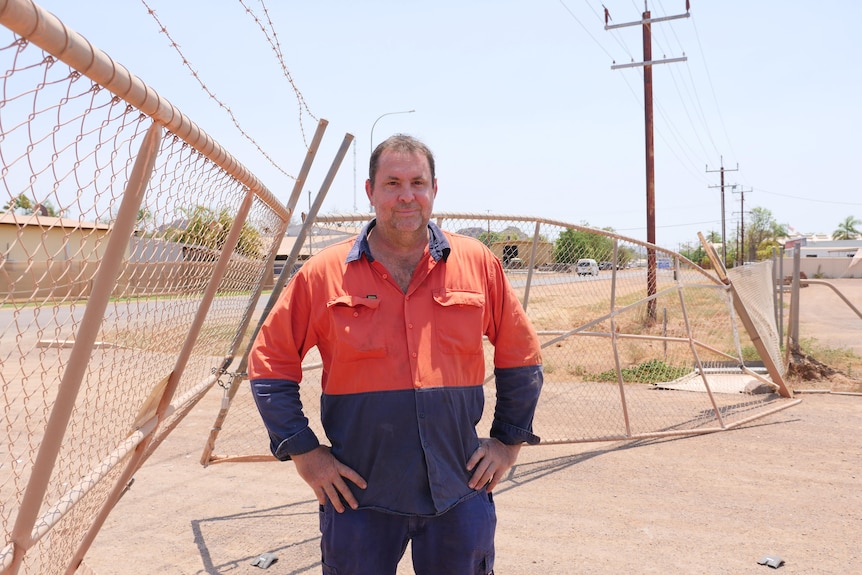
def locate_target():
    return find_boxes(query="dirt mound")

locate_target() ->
[787,348,862,393]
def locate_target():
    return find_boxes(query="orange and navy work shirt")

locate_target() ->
[249,220,543,516]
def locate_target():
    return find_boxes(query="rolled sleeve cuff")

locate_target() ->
[273,427,321,461]
[491,419,541,445]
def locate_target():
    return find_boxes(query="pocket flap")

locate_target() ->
[432,289,485,308]
[327,295,381,309]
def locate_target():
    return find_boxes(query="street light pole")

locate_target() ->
[370,109,415,157]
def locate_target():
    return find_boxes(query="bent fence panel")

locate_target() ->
[205,213,799,466]
[1,2,291,573]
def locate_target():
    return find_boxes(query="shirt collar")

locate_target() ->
[346,219,451,264]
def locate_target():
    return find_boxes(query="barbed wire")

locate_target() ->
[140,0,297,181]
[238,0,317,147]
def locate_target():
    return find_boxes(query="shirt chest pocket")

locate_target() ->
[327,295,387,361]
[432,289,486,355]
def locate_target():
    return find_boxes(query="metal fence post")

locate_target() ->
[7,122,161,572]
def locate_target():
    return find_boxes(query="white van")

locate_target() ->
[576,258,599,276]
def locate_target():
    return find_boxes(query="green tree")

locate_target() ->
[169,206,263,259]
[745,207,788,262]
[1,194,63,216]
[553,225,614,264]
[679,241,706,266]
[704,230,722,244]
[2,193,33,213]
[477,230,503,246]
[832,215,861,240]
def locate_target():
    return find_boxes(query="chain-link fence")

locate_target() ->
[205,213,799,465]
[1,3,295,573]
[2,2,801,572]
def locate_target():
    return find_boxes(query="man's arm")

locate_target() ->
[466,365,543,492]
[250,378,320,458]
[250,378,366,511]
[490,364,544,445]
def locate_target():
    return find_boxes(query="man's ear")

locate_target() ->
[365,179,373,202]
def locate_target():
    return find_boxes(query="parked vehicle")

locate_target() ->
[576,258,599,276]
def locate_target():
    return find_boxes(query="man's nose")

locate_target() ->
[397,187,415,202]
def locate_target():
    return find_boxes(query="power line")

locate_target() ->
[754,187,862,206]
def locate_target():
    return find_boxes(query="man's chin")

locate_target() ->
[390,217,425,232]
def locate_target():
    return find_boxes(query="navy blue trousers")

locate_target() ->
[319,491,496,575]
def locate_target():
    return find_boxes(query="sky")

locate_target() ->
[17,0,862,250]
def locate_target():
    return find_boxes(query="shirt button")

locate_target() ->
[418,412,425,418]
[408,323,413,329]
[382,274,388,279]
[353,312,359,317]
[411,352,417,358]
[415,381,422,388]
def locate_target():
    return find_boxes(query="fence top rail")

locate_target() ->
[0,0,289,220]
[313,211,720,284]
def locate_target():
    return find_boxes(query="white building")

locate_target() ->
[783,235,862,278]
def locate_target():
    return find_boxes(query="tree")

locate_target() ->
[553,224,614,264]
[679,241,706,266]
[168,206,263,260]
[477,230,504,246]
[2,193,33,214]
[832,216,861,240]
[704,230,722,245]
[1,194,62,216]
[745,207,788,262]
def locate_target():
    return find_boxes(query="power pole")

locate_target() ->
[733,186,753,264]
[707,157,738,268]
[607,2,689,321]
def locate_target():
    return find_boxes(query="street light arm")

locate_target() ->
[370,109,416,155]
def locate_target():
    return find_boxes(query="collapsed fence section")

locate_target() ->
[204,214,799,465]
[0,2,296,573]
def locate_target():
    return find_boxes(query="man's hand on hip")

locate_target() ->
[466,438,521,492]
[291,446,367,512]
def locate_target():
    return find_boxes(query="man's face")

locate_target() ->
[366,150,437,234]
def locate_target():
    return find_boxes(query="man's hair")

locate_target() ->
[369,134,436,187]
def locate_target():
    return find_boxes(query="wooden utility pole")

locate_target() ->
[606,1,689,321]
[707,158,738,268]
[733,186,752,264]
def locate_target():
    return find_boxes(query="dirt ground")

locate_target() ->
[81,280,862,575]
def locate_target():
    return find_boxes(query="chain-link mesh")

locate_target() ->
[726,261,784,377]
[206,214,798,464]
[1,13,290,574]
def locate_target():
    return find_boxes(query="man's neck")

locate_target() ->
[367,226,429,292]
[368,224,428,257]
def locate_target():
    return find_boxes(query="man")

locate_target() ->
[249,134,543,575]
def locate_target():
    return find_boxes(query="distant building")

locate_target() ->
[273,223,357,276]
[1,212,114,300]
[782,234,862,278]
